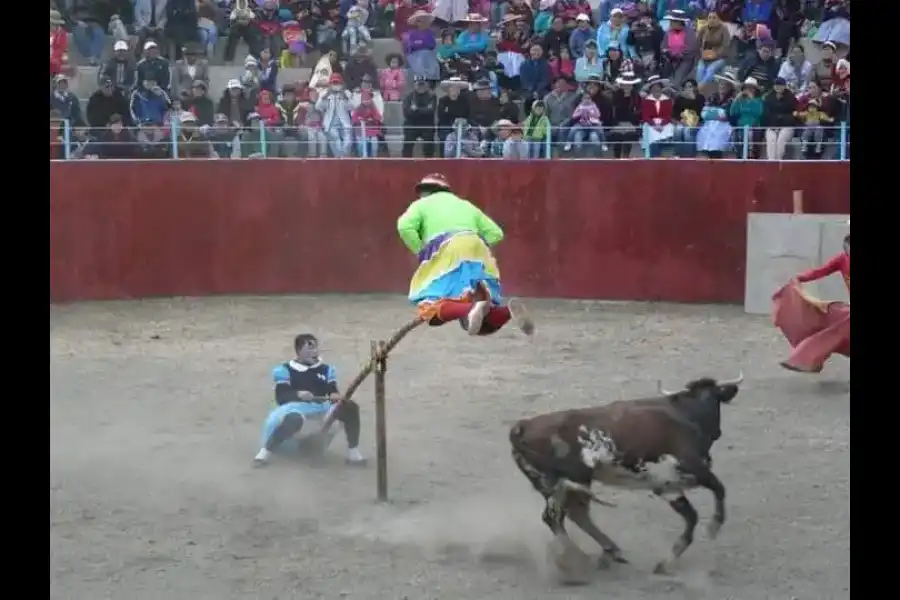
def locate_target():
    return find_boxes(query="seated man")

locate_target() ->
[254,334,366,466]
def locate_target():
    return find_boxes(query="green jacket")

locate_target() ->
[523,113,551,141]
[729,95,764,127]
[396,191,503,255]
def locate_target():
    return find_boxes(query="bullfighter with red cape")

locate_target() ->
[772,224,850,373]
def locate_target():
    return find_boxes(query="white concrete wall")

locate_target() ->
[745,213,850,315]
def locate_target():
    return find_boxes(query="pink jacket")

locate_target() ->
[572,101,601,125]
[378,68,406,102]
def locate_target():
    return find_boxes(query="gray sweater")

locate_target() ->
[542,90,580,126]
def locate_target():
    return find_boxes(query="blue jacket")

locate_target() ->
[569,27,596,59]
[741,0,774,24]
[50,91,85,126]
[596,22,635,58]
[129,87,171,126]
[520,58,552,97]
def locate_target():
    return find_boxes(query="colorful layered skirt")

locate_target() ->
[408,231,503,317]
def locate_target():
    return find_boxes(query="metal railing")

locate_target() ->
[50,122,851,161]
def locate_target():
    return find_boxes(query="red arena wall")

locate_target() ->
[50,160,850,304]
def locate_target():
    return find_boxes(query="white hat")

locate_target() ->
[227,78,242,89]
[610,8,624,16]
[575,13,591,22]
[244,55,258,66]
[616,72,641,86]
[742,77,760,88]
[180,111,198,123]
[113,40,129,51]
[143,40,158,50]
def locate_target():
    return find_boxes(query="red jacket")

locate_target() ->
[50,28,68,77]
[640,94,673,125]
[797,252,850,292]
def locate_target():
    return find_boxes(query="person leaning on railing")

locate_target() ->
[86,114,139,160]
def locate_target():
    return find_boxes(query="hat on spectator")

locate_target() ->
[610,8,625,17]
[666,9,690,23]
[473,78,492,90]
[180,111,198,124]
[616,71,641,86]
[642,74,669,91]
[822,41,837,51]
[460,13,489,23]
[328,73,344,86]
[50,10,65,25]
[742,77,760,90]
[586,75,607,87]
[714,67,739,86]
[493,119,519,130]
[440,76,468,89]
[113,40,129,52]
[54,73,69,83]
[416,173,452,192]
[192,79,208,89]
[407,10,435,26]
[575,14,591,22]
[500,14,525,25]
[247,112,261,122]
[99,76,114,86]
[540,0,557,10]
[245,56,259,67]
[144,41,158,50]
[227,78,242,89]
[773,77,787,86]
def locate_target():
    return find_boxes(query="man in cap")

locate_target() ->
[50,74,85,128]
[129,78,171,128]
[184,80,215,126]
[100,40,138,91]
[137,41,172,93]
[86,76,132,132]
[397,174,535,338]
[402,76,437,157]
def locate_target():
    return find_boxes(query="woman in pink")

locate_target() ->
[773,226,850,373]
[379,53,406,102]
[255,90,282,127]
[564,92,606,153]
[351,90,384,157]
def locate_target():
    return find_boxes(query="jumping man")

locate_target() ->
[397,173,534,337]
[254,334,367,466]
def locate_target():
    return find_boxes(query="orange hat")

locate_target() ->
[416,173,451,191]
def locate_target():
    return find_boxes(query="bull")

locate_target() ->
[508,374,742,578]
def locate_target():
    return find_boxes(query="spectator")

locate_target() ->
[176,112,214,158]
[239,112,265,157]
[445,117,485,157]
[730,22,766,65]
[607,72,642,158]
[479,51,509,95]
[133,0,167,60]
[241,56,263,97]
[207,113,237,158]
[523,100,551,158]
[379,53,406,101]
[454,13,490,57]
[543,75,579,148]
[596,7,634,58]
[401,76,437,157]
[225,0,261,64]
[100,41,138,92]
[404,10,440,84]
[671,78,703,158]
[543,16,572,59]
[549,46,575,81]
[317,73,354,157]
[813,41,837,90]
[812,0,850,54]
[492,120,528,159]
[763,76,797,160]
[640,75,674,157]
[255,89,282,128]
[436,77,470,155]
[468,78,501,133]
[218,79,253,127]
[87,77,132,131]
[352,90,384,156]
[50,10,69,79]
[535,0,557,37]
[258,48,280,94]
[271,83,305,157]
[709,67,738,110]
[629,11,662,76]
[777,44,813,95]
[184,80,215,126]
[659,10,695,87]
[344,44,379,90]
[90,113,139,160]
[165,0,200,61]
[498,89,522,123]
[50,75,85,128]
[737,39,778,93]
[521,45,553,106]
[280,18,309,68]
[830,58,850,122]
[695,11,731,89]
[196,0,220,57]
[136,123,171,158]
[794,94,835,160]
[137,41,172,93]
[304,88,328,157]
[507,0,535,21]
[556,0,591,23]
[496,16,527,90]
[696,103,732,159]
[729,77,764,158]
[257,0,286,57]
[130,79,172,127]
[172,43,210,101]
[343,5,373,56]
[565,87,606,154]
[65,0,106,66]
[569,13,595,59]
[599,42,631,84]
[575,40,603,82]
[432,0,468,26]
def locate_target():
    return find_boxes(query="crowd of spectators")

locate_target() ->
[50,0,850,160]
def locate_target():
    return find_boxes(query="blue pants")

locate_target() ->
[356,136,379,157]
[673,125,697,157]
[567,125,606,150]
[73,22,106,61]
[260,402,333,449]
[697,59,726,85]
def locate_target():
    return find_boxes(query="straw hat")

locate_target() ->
[50,10,65,25]
[440,76,469,89]
[714,67,739,86]
[407,10,434,26]
[665,9,690,23]
[616,71,641,86]
[460,13,489,23]
[499,14,525,25]
[493,119,521,132]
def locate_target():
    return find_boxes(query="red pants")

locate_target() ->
[428,299,511,336]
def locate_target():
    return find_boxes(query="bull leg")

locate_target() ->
[542,495,593,583]
[564,494,629,566]
[697,470,727,539]
[653,493,699,575]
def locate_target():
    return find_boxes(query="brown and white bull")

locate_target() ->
[508,374,742,577]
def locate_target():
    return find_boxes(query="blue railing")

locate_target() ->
[51,121,850,161]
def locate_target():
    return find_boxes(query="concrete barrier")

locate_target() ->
[50,160,850,304]
[744,213,850,315]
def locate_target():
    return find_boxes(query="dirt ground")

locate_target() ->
[50,295,850,600]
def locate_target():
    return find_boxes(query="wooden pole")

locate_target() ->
[792,190,804,214]
[373,340,388,502]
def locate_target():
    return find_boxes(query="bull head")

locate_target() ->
[657,372,744,400]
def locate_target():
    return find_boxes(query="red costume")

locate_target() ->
[773,239,850,373]
[50,25,69,78]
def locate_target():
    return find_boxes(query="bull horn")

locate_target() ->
[657,381,682,396]
[719,371,745,386]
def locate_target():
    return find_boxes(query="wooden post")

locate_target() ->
[792,190,804,214]
[373,340,388,502]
